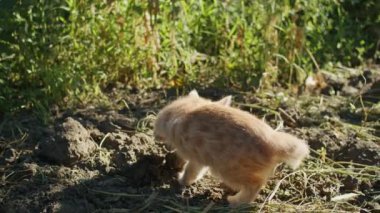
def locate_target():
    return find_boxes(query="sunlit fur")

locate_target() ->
[154,90,309,206]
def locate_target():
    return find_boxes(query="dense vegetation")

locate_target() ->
[0,0,379,113]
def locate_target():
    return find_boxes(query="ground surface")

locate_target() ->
[0,67,379,212]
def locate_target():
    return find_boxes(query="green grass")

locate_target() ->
[0,0,379,113]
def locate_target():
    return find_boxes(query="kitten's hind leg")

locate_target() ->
[227,182,264,206]
[178,161,207,186]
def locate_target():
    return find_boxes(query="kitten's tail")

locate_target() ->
[272,131,310,170]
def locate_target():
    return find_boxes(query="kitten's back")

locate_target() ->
[177,104,276,165]
[177,103,307,168]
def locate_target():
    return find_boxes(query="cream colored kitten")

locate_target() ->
[154,90,309,206]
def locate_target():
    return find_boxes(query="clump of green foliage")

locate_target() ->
[0,0,379,113]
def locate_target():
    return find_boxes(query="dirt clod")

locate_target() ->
[337,140,380,165]
[37,117,97,165]
[102,132,130,150]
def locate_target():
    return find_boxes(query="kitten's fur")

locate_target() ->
[154,90,309,205]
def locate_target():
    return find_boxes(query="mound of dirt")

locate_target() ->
[37,117,97,165]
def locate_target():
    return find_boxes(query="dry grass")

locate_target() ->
[86,147,379,212]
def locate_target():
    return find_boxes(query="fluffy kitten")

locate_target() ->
[154,90,309,206]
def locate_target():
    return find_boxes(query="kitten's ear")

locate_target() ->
[216,95,232,106]
[188,89,199,98]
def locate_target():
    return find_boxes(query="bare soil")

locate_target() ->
[1,67,379,212]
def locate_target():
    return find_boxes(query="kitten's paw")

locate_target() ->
[177,171,186,186]
[178,176,186,186]
[178,175,193,186]
[227,195,240,207]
